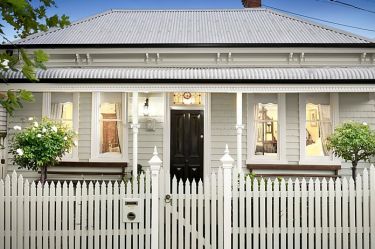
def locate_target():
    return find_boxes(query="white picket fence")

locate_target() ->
[0,171,153,249]
[1,146,375,249]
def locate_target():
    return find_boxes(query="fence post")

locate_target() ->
[370,164,375,248]
[220,144,234,249]
[149,146,162,249]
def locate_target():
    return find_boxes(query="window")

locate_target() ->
[91,92,127,161]
[172,92,204,106]
[255,103,278,157]
[305,103,331,157]
[43,92,79,161]
[247,94,286,164]
[299,93,339,164]
[100,101,122,155]
[51,96,74,129]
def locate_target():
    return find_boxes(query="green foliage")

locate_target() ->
[0,89,34,116]
[0,0,70,114]
[10,117,76,171]
[0,0,70,39]
[326,121,375,167]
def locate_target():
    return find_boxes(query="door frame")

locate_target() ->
[163,93,211,179]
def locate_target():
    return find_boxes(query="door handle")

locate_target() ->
[200,134,204,139]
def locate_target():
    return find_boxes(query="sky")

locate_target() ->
[1,0,375,42]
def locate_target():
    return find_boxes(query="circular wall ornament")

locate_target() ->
[183,92,192,99]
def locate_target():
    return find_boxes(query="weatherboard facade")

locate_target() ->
[1,9,375,181]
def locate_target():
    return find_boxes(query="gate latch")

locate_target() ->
[165,194,172,204]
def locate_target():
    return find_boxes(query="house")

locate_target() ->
[1,0,375,182]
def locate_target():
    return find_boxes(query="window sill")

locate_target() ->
[298,158,341,166]
[246,158,288,165]
[89,157,127,163]
[60,157,79,162]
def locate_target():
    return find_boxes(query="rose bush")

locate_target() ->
[10,117,76,183]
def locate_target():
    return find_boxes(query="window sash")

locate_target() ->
[247,93,286,164]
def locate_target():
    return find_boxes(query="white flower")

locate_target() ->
[1,59,9,69]
[37,134,42,138]
[64,136,67,140]
[13,125,21,131]
[74,141,78,146]
[16,148,23,156]
[28,117,33,121]
[75,131,79,135]
[33,121,38,127]
[363,122,368,126]
[42,128,47,133]
[51,126,57,132]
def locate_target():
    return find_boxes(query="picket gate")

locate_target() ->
[1,146,375,249]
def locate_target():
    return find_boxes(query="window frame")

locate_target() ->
[247,93,287,164]
[299,93,340,165]
[90,92,128,162]
[43,92,79,161]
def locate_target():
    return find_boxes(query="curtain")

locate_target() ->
[51,103,63,120]
[318,104,332,156]
[254,104,260,154]
[115,103,122,153]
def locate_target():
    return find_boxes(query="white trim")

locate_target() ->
[163,93,170,168]
[132,92,139,177]
[5,83,375,93]
[298,93,340,165]
[42,92,80,161]
[163,92,211,178]
[42,92,51,117]
[236,92,243,169]
[90,92,127,162]
[204,93,211,178]
[246,93,287,165]
[170,106,204,110]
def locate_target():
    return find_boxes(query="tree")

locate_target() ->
[326,121,375,180]
[1,0,70,115]
[10,117,76,184]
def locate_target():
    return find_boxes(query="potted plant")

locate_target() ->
[326,121,375,180]
[10,117,76,184]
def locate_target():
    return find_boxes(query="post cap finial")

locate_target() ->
[149,146,162,172]
[224,144,229,154]
[153,146,158,156]
[220,144,234,169]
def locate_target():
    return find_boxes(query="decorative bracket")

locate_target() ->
[86,53,91,65]
[145,53,150,63]
[300,52,305,63]
[288,52,294,63]
[361,53,367,64]
[75,54,81,64]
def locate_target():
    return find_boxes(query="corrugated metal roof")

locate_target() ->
[13,9,371,45]
[4,67,375,80]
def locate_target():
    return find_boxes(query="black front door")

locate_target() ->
[170,110,204,183]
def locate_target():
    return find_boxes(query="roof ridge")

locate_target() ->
[110,8,266,12]
[265,8,372,43]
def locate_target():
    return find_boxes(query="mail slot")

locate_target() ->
[123,198,141,223]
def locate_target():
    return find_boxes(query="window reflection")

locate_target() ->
[306,103,332,156]
[100,94,122,155]
[255,103,278,156]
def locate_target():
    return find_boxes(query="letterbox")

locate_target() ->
[123,198,141,223]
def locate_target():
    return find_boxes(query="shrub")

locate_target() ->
[10,117,76,183]
[326,121,375,179]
